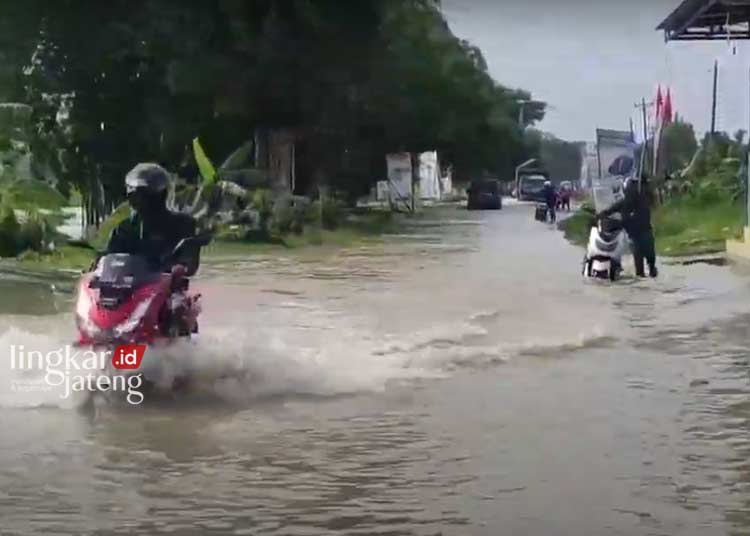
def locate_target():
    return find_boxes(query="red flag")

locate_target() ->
[663,88,673,123]
[655,85,663,122]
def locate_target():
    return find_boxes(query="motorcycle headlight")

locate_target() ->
[75,287,101,336]
[113,295,155,338]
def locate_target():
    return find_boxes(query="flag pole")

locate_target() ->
[711,59,718,136]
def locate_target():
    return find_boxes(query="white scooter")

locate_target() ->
[582,215,628,281]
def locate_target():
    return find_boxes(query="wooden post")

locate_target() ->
[410,152,419,213]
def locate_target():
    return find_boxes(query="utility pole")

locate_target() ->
[410,152,418,213]
[711,59,718,136]
[634,98,654,184]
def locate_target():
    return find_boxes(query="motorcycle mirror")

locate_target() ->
[171,238,188,257]
[194,232,213,247]
[164,233,213,264]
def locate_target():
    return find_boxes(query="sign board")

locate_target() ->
[385,153,412,206]
[596,129,637,181]
[376,180,390,201]
[418,151,440,200]
[579,142,598,189]
[594,129,637,213]
[440,171,452,198]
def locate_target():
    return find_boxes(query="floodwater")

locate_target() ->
[1,202,749,535]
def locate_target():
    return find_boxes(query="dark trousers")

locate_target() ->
[629,229,657,277]
[546,203,556,222]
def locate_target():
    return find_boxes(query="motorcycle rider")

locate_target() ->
[106,162,199,273]
[596,173,658,278]
[105,163,200,334]
[542,180,556,223]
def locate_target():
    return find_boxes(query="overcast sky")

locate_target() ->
[441,0,750,143]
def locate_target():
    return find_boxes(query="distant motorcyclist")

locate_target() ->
[596,174,658,278]
[542,180,556,223]
[106,163,199,276]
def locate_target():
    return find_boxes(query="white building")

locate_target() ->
[382,151,450,207]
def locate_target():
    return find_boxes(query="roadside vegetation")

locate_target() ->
[1,197,403,274]
[0,1,551,270]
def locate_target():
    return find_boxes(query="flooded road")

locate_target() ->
[1,202,750,535]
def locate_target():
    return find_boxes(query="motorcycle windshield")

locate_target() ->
[94,254,161,288]
[592,178,624,217]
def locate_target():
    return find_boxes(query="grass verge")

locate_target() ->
[2,209,402,272]
[653,198,743,256]
[559,197,745,257]
[15,244,97,272]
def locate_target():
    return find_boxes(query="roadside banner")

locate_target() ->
[385,152,413,208]
[418,151,440,200]
[594,128,638,213]
[376,180,389,201]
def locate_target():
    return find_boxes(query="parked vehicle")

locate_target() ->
[467,179,502,210]
[517,174,548,202]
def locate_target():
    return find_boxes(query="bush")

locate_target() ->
[689,180,724,205]
[18,210,47,252]
[2,179,68,211]
[93,201,131,249]
[270,201,296,236]
[305,196,345,230]
[251,189,274,231]
[0,206,21,257]
[320,196,344,230]
[16,249,41,263]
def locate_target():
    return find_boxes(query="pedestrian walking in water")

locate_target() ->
[542,180,556,223]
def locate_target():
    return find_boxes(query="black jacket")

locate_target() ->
[599,180,653,234]
[542,185,556,207]
[105,210,199,274]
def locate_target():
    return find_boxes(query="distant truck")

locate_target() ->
[516,172,549,202]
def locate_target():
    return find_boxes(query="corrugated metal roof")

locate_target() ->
[657,0,750,40]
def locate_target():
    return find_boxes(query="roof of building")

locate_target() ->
[596,129,635,143]
[657,0,750,40]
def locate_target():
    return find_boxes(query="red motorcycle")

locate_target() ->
[74,234,211,398]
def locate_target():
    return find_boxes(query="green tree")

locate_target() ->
[660,119,698,175]
[536,131,582,182]
[11,0,544,217]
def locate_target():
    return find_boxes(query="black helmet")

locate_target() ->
[125,163,169,214]
[125,163,169,195]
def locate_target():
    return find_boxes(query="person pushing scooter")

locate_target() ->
[596,173,658,278]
